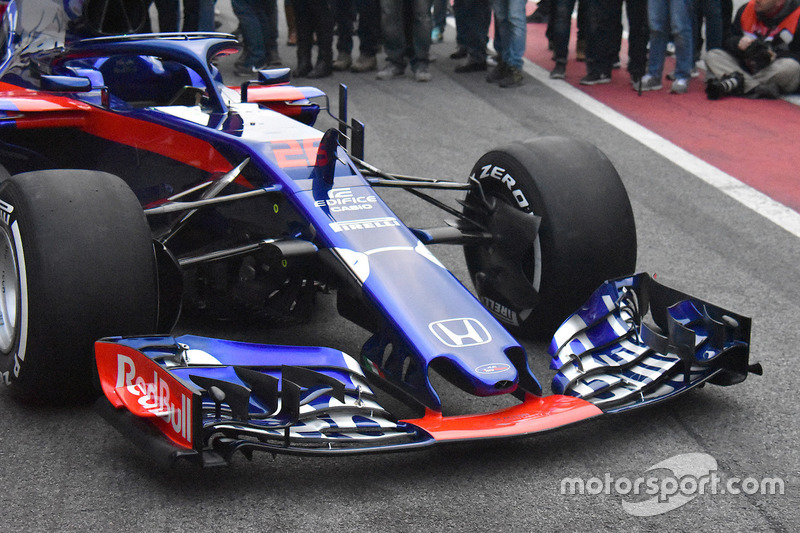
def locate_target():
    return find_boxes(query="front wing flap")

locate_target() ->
[94,335,601,466]
[94,274,758,466]
[549,273,760,414]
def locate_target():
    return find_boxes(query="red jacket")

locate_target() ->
[725,0,800,63]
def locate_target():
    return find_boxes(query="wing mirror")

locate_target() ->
[40,75,93,93]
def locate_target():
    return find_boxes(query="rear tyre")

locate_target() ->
[0,170,158,402]
[463,137,637,338]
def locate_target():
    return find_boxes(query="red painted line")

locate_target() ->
[521,16,800,213]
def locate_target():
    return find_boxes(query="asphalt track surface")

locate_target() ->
[1,3,798,532]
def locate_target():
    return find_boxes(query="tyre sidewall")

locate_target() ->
[0,170,159,401]
[466,137,637,337]
[0,195,29,394]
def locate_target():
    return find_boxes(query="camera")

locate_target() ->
[743,39,774,73]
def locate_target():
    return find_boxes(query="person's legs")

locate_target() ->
[625,0,648,79]
[492,0,526,68]
[646,0,669,79]
[703,48,748,97]
[490,0,525,85]
[262,0,282,65]
[432,0,448,36]
[308,0,334,76]
[550,0,577,64]
[334,0,355,56]
[380,0,408,67]
[183,0,200,31]
[588,0,621,76]
[669,0,693,80]
[410,0,434,71]
[753,58,800,94]
[333,0,355,69]
[153,0,180,31]
[356,0,382,56]
[458,0,491,62]
[232,0,268,67]
[292,0,315,75]
[704,48,744,79]
[698,0,722,51]
[198,0,217,31]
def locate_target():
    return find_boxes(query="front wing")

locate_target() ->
[95,274,759,466]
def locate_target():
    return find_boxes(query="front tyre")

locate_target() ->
[464,137,637,338]
[0,170,159,402]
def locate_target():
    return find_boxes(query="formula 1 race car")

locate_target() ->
[0,0,760,466]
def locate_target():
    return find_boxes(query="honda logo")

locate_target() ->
[429,318,492,348]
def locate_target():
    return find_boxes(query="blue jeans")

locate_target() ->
[453,0,491,61]
[232,0,279,66]
[381,0,434,68]
[491,0,526,69]
[647,0,693,80]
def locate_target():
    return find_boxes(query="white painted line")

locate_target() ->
[521,59,800,239]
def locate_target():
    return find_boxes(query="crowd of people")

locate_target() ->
[525,0,800,98]
[149,0,800,98]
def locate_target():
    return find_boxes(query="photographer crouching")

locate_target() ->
[705,0,800,99]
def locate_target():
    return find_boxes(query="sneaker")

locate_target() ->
[455,59,487,73]
[498,66,524,88]
[413,65,432,82]
[431,27,443,43]
[376,63,405,80]
[705,72,744,100]
[667,68,699,80]
[670,77,689,94]
[234,61,267,77]
[351,54,377,73]
[292,62,313,78]
[549,62,566,79]
[332,52,352,71]
[486,62,509,83]
[580,71,611,85]
[632,74,662,91]
[307,60,333,79]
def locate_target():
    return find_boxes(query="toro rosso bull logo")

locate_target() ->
[96,344,196,449]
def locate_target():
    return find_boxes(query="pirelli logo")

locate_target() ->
[329,217,400,233]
